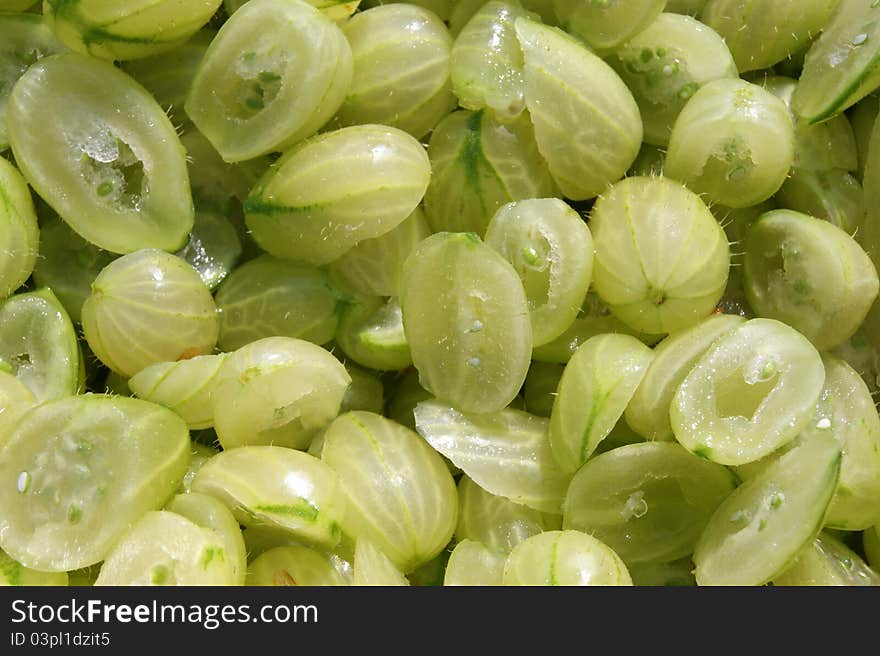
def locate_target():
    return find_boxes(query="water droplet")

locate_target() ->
[816,417,832,430]
[16,471,30,494]
[853,33,868,46]
[466,357,481,367]
[468,320,484,333]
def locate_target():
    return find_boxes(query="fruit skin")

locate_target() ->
[590,176,730,335]
[400,232,532,415]
[81,249,219,378]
